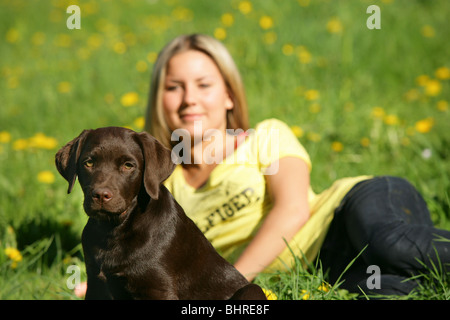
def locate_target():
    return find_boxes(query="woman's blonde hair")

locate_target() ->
[144,34,249,148]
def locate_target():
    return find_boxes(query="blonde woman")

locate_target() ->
[145,34,449,296]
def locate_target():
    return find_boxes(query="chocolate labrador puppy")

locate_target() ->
[55,127,266,300]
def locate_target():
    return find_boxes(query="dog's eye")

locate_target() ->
[123,162,134,170]
[84,160,94,168]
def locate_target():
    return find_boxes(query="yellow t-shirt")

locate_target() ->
[164,119,371,273]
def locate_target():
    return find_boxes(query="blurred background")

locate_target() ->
[0,0,449,299]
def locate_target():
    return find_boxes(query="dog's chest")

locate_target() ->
[96,241,132,278]
[95,241,163,299]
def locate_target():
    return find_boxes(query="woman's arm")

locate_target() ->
[234,157,311,281]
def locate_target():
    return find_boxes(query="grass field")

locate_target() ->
[0,0,449,300]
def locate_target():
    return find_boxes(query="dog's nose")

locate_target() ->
[92,188,113,203]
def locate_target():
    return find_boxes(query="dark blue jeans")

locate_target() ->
[320,176,450,296]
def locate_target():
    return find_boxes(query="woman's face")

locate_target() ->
[162,50,234,140]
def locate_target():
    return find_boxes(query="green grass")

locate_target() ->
[0,0,449,299]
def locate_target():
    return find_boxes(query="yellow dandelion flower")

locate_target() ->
[304,89,319,101]
[259,16,274,30]
[291,125,304,138]
[307,132,321,142]
[262,288,278,300]
[6,28,20,43]
[147,52,158,64]
[238,1,252,15]
[134,117,145,130]
[113,41,127,54]
[282,44,294,56]
[331,141,344,152]
[371,106,385,119]
[214,28,227,41]
[300,289,310,300]
[298,0,310,7]
[421,25,435,38]
[415,118,434,133]
[416,75,430,86]
[221,13,234,27]
[263,32,277,45]
[437,100,448,112]
[297,47,312,64]
[13,139,28,150]
[383,114,399,126]
[7,76,19,89]
[28,133,58,149]
[87,34,103,49]
[435,67,450,80]
[58,81,72,93]
[7,225,14,235]
[360,137,370,147]
[327,18,343,34]
[309,103,321,113]
[31,32,46,46]
[172,7,193,22]
[63,256,73,265]
[5,247,23,263]
[54,34,72,48]
[296,46,311,63]
[81,2,99,15]
[37,171,55,184]
[0,131,12,143]
[49,9,63,23]
[425,79,441,97]
[136,60,148,73]
[120,92,139,107]
[77,47,91,60]
[124,33,137,47]
[318,283,330,292]
[401,137,411,146]
[404,88,420,102]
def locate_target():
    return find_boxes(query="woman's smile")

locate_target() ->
[179,112,205,122]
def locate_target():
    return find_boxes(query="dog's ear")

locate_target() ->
[55,130,91,194]
[134,132,175,200]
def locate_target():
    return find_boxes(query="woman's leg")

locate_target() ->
[343,176,450,275]
[320,176,450,295]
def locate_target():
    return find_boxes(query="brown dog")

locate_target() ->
[55,127,266,300]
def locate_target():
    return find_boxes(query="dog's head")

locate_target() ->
[55,127,175,221]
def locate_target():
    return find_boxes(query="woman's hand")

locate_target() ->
[234,157,311,281]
